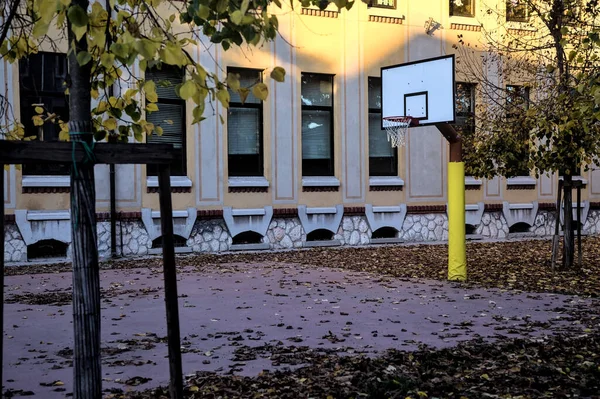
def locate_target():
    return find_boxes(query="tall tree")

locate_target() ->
[0,0,355,396]
[455,0,600,268]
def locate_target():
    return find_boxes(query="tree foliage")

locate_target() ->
[455,0,600,179]
[0,0,356,141]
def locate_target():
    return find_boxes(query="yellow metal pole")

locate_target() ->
[436,123,467,281]
[447,161,466,281]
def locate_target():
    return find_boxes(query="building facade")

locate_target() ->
[3,0,600,262]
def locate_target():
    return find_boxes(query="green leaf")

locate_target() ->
[110,43,129,59]
[238,87,250,104]
[67,4,89,27]
[76,51,92,66]
[132,123,144,142]
[32,22,50,38]
[252,82,268,101]
[196,5,210,19]
[134,39,160,60]
[159,43,186,66]
[270,67,285,82]
[144,80,158,103]
[146,103,159,112]
[94,130,107,142]
[240,0,250,14]
[216,89,230,108]
[231,10,243,25]
[179,80,197,100]
[226,73,240,91]
[100,53,115,68]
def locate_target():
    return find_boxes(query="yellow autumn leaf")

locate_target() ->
[146,103,159,112]
[144,81,158,103]
[226,73,240,91]
[32,115,44,126]
[34,106,44,114]
[216,89,230,108]
[270,66,285,82]
[155,126,163,136]
[252,82,268,101]
[179,80,197,100]
[103,118,117,130]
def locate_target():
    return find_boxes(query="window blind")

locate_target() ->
[301,74,333,107]
[228,108,260,155]
[302,110,331,159]
[369,113,393,157]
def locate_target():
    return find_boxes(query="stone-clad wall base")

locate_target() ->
[186,219,232,252]
[4,224,26,262]
[5,210,600,262]
[400,214,448,241]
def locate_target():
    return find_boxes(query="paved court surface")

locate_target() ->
[2,262,593,397]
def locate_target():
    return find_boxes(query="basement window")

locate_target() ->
[151,235,187,249]
[372,227,398,239]
[232,231,264,245]
[306,229,335,242]
[27,239,68,260]
[509,222,531,234]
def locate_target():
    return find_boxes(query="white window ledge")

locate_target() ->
[449,15,480,25]
[506,176,536,186]
[27,210,71,221]
[465,176,482,186]
[559,176,588,185]
[369,176,405,186]
[146,176,192,188]
[22,175,70,188]
[508,203,535,210]
[302,176,340,187]
[228,176,270,188]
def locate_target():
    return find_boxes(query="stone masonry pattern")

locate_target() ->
[5,210,600,262]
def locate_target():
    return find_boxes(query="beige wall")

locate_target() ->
[4,0,590,215]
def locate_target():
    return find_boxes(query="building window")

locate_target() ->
[369,0,396,9]
[368,77,397,176]
[450,0,475,17]
[19,52,69,175]
[227,68,264,177]
[145,66,187,176]
[506,85,530,176]
[506,0,529,22]
[301,73,334,177]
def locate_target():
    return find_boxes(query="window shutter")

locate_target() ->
[228,108,260,155]
[302,110,331,159]
[369,113,393,157]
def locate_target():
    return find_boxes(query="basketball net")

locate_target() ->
[382,116,412,148]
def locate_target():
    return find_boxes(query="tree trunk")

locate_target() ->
[562,174,574,269]
[68,0,102,397]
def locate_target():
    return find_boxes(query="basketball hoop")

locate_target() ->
[383,116,413,147]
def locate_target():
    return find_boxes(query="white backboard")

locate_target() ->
[381,55,455,127]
